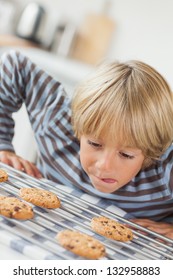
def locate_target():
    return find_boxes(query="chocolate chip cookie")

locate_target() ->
[0,169,8,182]
[0,196,34,219]
[19,187,61,209]
[56,229,106,259]
[91,216,133,242]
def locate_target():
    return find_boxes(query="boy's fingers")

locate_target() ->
[22,162,42,178]
[10,156,26,171]
[0,151,42,179]
[130,219,173,240]
[0,152,12,166]
[130,218,156,226]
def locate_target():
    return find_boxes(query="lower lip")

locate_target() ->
[91,175,118,193]
[101,178,117,184]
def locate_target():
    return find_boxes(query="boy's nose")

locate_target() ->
[96,152,116,172]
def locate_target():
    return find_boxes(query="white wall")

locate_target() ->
[15,0,173,88]
[108,0,173,89]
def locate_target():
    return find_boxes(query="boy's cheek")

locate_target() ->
[80,152,93,174]
[80,154,88,171]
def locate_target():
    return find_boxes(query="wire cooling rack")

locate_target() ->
[0,162,173,260]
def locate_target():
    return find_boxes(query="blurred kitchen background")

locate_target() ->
[0,0,173,161]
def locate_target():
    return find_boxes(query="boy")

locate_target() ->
[0,50,173,239]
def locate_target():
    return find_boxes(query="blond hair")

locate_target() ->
[71,60,173,165]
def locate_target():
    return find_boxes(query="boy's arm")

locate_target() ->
[0,50,63,146]
[0,50,80,186]
[0,50,64,176]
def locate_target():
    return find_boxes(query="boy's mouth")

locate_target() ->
[94,175,117,184]
[90,175,119,193]
[100,178,117,183]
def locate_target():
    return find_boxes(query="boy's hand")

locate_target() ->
[0,151,42,179]
[130,218,173,240]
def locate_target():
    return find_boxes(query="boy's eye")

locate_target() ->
[119,152,134,159]
[87,140,102,148]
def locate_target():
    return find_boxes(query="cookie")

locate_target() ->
[56,229,106,259]
[0,169,8,182]
[19,187,61,209]
[91,216,133,242]
[0,196,34,219]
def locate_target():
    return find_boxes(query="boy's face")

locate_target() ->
[80,135,145,193]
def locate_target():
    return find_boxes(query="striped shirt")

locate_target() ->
[0,50,173,221]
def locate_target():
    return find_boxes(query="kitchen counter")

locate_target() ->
[0,34,41,48]
[0,38,94,94]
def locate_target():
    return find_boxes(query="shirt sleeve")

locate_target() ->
[0,50,84,188]
[0,50,67,152]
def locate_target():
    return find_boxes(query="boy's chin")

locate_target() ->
[92,183,120,194]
